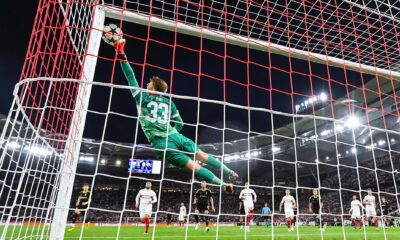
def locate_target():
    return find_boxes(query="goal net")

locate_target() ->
[1,0,400,239]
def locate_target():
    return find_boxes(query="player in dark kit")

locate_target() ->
[309,189,325,231]
[193,181,214,232]
[68,183,91,231]
[166,207,173,227]
[381,197,391,228]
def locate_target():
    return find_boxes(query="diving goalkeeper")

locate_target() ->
[111,39,238,189]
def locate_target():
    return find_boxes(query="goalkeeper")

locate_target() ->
[111,39,238,189]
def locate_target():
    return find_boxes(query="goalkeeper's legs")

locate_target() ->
[184,160,222,184]
[153,135,237,189]
[184,161,234,192]
[195,151,238,180]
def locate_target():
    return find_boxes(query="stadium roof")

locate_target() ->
[1,75,399,172]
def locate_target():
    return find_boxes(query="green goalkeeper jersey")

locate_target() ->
[120,58,184,142]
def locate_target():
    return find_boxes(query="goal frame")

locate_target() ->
[2,1,400,238]
[103,6,400,80]
[49,5,105,239]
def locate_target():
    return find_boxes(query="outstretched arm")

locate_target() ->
[114,39,147,103]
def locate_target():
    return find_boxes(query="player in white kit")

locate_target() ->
[239,182,257,232]
[279,189,296,232]
[135,182,157,234]
[363,188,379,230]
[178,202,186,228]
[350,195,364,229]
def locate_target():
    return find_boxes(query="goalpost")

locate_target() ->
[1,0,400,239]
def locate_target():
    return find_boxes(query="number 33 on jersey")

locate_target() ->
[137,95,181,142]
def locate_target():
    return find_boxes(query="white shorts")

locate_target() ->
[244,202,254,215]
[285,209,294,219]
[351,210,361,219]
[365,206,376,217]
[139,204,152,218]
[178,215,185,221]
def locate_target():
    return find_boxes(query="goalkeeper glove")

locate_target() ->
[113,39,126,55]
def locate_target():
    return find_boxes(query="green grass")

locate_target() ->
[1,225,399,239]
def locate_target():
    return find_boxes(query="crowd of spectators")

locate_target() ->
[66,154,400,225]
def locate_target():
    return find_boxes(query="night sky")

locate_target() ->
[0,1,371,146]
[0,1,38,114]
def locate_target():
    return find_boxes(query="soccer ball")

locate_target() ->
[102,23,123,45]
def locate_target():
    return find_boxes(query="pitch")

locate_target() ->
[63,226,400,240]
[2,226,399,239]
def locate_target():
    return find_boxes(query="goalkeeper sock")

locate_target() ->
[196,167,222,185]
[194,215,199,224]
[205,156,232,175]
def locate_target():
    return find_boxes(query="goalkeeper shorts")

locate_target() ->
[152,133,198,168]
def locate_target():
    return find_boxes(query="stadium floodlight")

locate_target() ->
[296,92,328,112]
[391,138,396,143]
[335,124,344,133]
[345,115,360,129]
[233,154,240,160]
[325,156,329,160]
[100,159,107,164]
[79,155,95,162]
[116,160,122,166]
[365,145,373,150]
[351,148,357,154]
[378,140,385,146]
[6,141,21,150]
[25,145,52,156]
[272,146,281,153]
[224,156,232,162]
[320,129,330,136]
[320,92,328,101]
